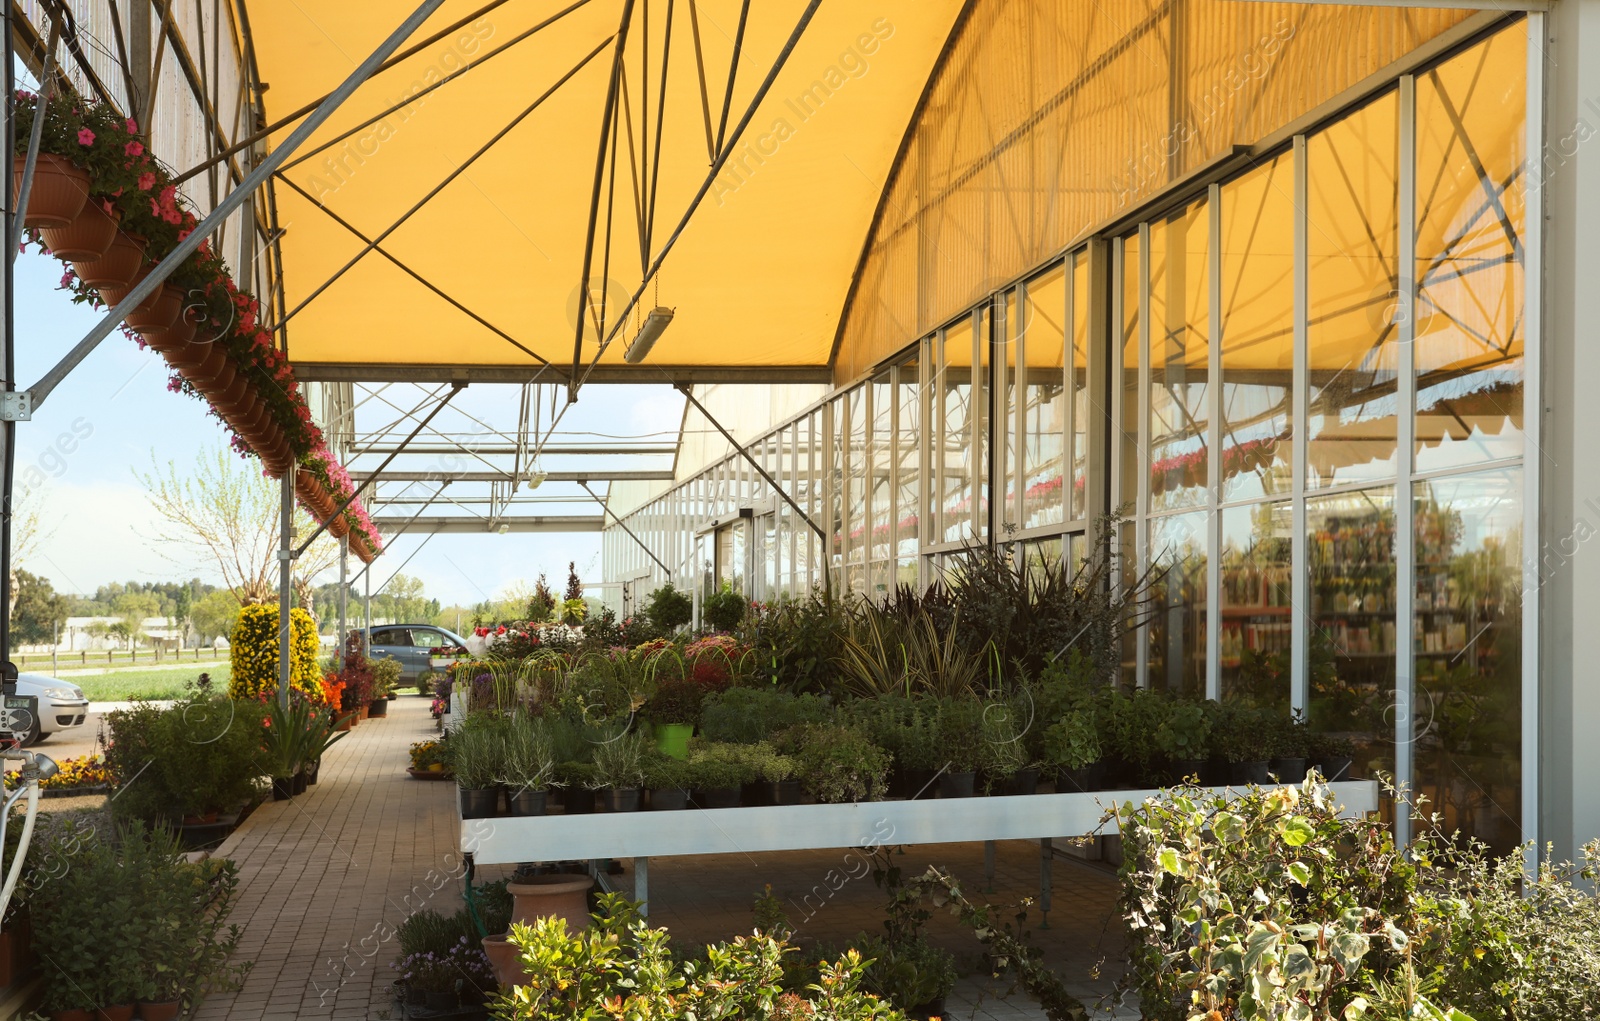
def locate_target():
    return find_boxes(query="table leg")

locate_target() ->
[635,856,649,918]
[983,840,996,892]
[1039,837,1053,929]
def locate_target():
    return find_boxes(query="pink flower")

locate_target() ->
[76,127,94,145]
[137,171,156,191]
[125,118,138,133]
[124,141,144,156]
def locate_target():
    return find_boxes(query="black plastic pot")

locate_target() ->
[1202,757,1232,786]
[1231,760,1272,785]
[305,759,319,786]
[291,771,308,795]
[1170,758,1208,784]
[367,697,389,718]
[459,786,501,819]
[425,989,456,1010]
[271,777,292,801]
[603,787,642,812]
[1003,768,1039,796]
[741,780,769,807]
[940,770,976,798]
[696,787,741,809]
[909,996,946,1021]
[1316,756,1353,781]
[1270,757,1309,783]
[563,789,596,815]
[508,789,548,817]
[902,766,938,800]
[1056,762,1105,793]
[765,779,804,805]
[650,788,689,811]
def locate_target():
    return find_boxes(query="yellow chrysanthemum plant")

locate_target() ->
[229,603,323,701]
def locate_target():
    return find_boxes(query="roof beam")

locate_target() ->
[357,470,675,483]
[350,445,673,457]
[372,515,606,534]
[293,363,832,384]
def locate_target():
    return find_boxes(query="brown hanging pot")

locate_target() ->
[40,198,118,262]
[73,230,145,291]
[13,154,90,229]
[127,285,183,341]
[98,264,164,317]
[181,342,232,389]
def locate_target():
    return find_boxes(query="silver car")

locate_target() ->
[12,674,89,746]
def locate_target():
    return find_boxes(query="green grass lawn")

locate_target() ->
[57,664,232,703]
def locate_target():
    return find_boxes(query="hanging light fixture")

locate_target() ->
[624,307,675,363]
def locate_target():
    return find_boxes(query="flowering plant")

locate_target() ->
[393,937,494,995]
[683,633,751,691]
[4,753,113,791]
[228,604,322,700]
[409,740,447,770]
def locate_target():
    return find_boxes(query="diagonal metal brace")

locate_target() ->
[578,479,671,577]
[296,382,465,555]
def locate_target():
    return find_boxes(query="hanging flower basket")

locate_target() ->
[39,198,118,262]
[12,153,89,228]
[72,229,144,290]
[349,531,374,563]
[125,283,183,339]
[97,264,164,316]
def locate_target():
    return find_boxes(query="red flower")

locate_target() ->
[76,127,94,145]
[124,141,144,156]
[137,171,156,191]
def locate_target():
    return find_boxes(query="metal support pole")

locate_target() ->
[634,856,648,919]
[578,480,670,576]
[23,0,450,412]
[1038,837,1053,929]
[983,840,996,893]
[364,557,372,636]
[11,17,61,260]
[277,472,294,709]
[1,0,17,686]
[338,536,349,668]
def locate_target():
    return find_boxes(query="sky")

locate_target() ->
[13,246,686,607]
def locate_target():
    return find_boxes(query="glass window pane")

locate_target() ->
[1119,233,1141,509]
[1021,264,1067,529]
[1413,468,1522,855]
[870,376,894,567]
[1308,93,1400,488]
[896,356,921,566]
[1220,152,1295,502]
[1220,501,1293,709]
[940,325,976,542]
[1147,511,1208,698]
[847,389,868,565]
[1307,487,1397,783]
[1415,25,1525,472]
[1001,289,1022,530]
[1070,252,1091,520]
[1149,199,1211,513]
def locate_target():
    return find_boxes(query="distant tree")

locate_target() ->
[11,570,69,648]
[386,573,430,623]
[529,574,556,622]
[136,445,340,608]
[565,561,583,602]
[191,589,241,644]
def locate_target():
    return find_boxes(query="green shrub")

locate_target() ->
[104,694,267,822]
[699,688,832,743]
[1040,710,1099,770]
[703,582,748,632]
[448,713,509,789]
[645,584,693,632]
[852,934,957,1013]
[778,724,889,804]
[1153,700,1210,760]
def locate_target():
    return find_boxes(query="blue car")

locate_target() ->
[357,625,469,687]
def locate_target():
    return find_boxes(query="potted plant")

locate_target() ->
[780,725,889,805]
[855,934,957,1020]
[449,719,507,819]
[751,743,802,806]
[644,756,692,810]
[646,677,700,760]
[261,697,312,800]
[935,698,982,798]
[1043,710,1102,792]
[1269,709,1311,783]
[892,702,943,799]
[1155,700,1212,782]
[1215,703,1274,785]
[500,717,554,816]
[368,656,401,717]
[594,730,649,812]
[685,752,749,809]
[300,707,347,788]
[408,739,450,778]
[1309,732,1356,781]
[978,697,1035,795]
[554,761,597,814]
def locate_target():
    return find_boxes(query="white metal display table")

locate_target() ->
[459,781,1380,920]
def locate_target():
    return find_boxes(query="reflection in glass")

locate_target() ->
[1000,290,1021,530]
[1220,501,1293,710]
[1021,264,1067,528]
[1148,199,1211,513]
[1071,252,1091,520]
[1307,487,1396,782]
[846,388,867,566]
[1148,512,1208,697]
[1220,152,1295,502]
[870,376,894,573]
[1415,25,1525,473]
[1308,92,1400,488]
[1119,233,1142,510]
[940,322,977,542]
[1413,468,1522,856]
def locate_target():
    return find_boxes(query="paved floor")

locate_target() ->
[191,695,1137,1020]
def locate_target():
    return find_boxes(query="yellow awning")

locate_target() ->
[247,0,964,383]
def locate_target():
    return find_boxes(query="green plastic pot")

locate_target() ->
[653,723,694,760]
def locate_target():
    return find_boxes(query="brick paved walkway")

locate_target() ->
[194,695,1136,1020]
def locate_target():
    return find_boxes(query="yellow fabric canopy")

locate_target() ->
[246,0,964,382]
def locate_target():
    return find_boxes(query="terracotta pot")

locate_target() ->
[147,305,198,355]
[198,358,238,399]
[350,532,373,562]
[41,198,118,262]
[327,513,351,538]
[126,284,183,340]
[507,875,594,930]
[98,265,164,316]
[48,1010,93,1021]
[481,933,531,988]
[135,1001,182,1021]
[95,1006,135,1021]
[14,153,90,228]
[74,230,145,291]
[180,343,232,387]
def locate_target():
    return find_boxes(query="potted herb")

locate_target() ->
[780,725,889,805]
[1101,687,1168,786]
[891,701,943,799]
[368,656,401,716]
[1155,700,1212,783]
[500,717,554,816]
[1309,731,1356,781]
[1043,710,1102,792]
[646,677,701,760]
[594,730,649,812]
[1269,709,1311,783]
[554,761,597,814]
[644,756,692,810]
[855,934,957,1020]
[936,698,983,798]
[449,719,507,819]
[978,697,1035,795]
[749,742,802,805]
[1215,703,1274,785]
[685,751,750,809]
